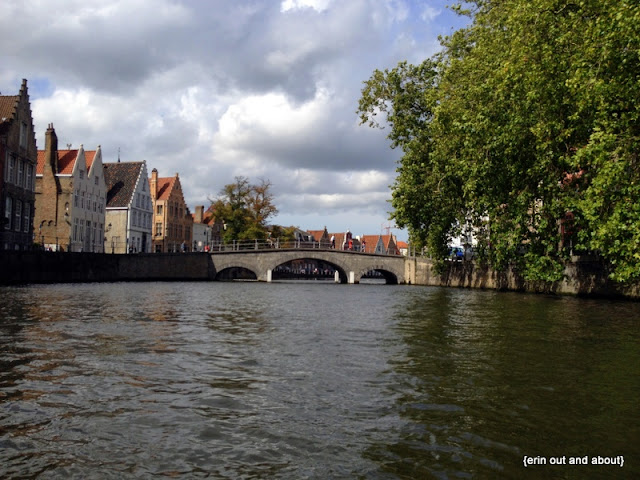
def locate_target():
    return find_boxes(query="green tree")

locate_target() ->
[210,177,278,243]
[358,0,640,283]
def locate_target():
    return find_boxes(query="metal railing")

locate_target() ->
[209,239,403,256]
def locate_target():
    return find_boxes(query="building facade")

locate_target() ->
[192,206,211,252]
[149,169,192,252]
[0,79,37,250]
[35,125,106,252]
[104,161,153,253]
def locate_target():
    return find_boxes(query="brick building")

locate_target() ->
[0,79,37,250]
[149,169,192,252]
[34,125,107,252]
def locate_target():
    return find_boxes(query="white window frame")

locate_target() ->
[26,164,33,191]
[17,160,24,187]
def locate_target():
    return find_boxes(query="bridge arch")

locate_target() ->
[212,257,260,281]
[266,256,349,283]
[215,266,258,281]
[357,265,401,285]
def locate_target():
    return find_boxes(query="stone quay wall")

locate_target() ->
[0,251,214,285]
[409,257,640,299]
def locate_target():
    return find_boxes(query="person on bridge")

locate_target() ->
[331,235,335,249]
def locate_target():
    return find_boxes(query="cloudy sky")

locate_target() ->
[1,0,469,240]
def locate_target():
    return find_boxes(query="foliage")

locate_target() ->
[210,177,278,243]
[269,225,297,243]
[358,0,640,283]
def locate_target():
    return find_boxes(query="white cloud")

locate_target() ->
[280,0,333,13]
[421,6,441,22]
[1,0,470,241]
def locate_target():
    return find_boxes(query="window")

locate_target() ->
[136,194,140,208]
[26,164,33,191]
[74,219,78,241]
[4,197,12,230]
[17,161,23,187]
[133,210,137,227]
[79,170,84,179]
[81,192,85,209]
[20,122,28,149]
[23,203,30,233]
[7,156,15,184]
[75,190,79,207]
[155,222,162,236]
[157,205,163,215]
[14,200,21,232]
[95,176,99,185]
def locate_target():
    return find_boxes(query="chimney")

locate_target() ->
[44,123,58,173]
[150,168,158,200]
[195,205,204,224]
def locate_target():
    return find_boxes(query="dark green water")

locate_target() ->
[0,282,638,479]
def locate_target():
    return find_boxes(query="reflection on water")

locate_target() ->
[1,282,639,479]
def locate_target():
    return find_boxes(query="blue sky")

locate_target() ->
[1,0,470,241]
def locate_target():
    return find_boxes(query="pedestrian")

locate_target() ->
[330,235,335,249]
[361,239,366,252]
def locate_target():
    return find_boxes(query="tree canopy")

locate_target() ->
[210,177,278,243]
[358,0,640,283]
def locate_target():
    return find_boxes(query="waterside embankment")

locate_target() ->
[1,251,637,299]
[0,251,214,284]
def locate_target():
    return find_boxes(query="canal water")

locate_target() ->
[0,282,638,479]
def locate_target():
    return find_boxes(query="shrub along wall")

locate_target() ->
[410,257,640,299]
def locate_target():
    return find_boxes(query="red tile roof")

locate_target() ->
[307,230,328,242]
[36,149,97,175]
[359,235,380,254]
[155,177,176,201]
[0,95,19,123]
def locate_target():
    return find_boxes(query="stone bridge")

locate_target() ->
[209,248,407,284]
